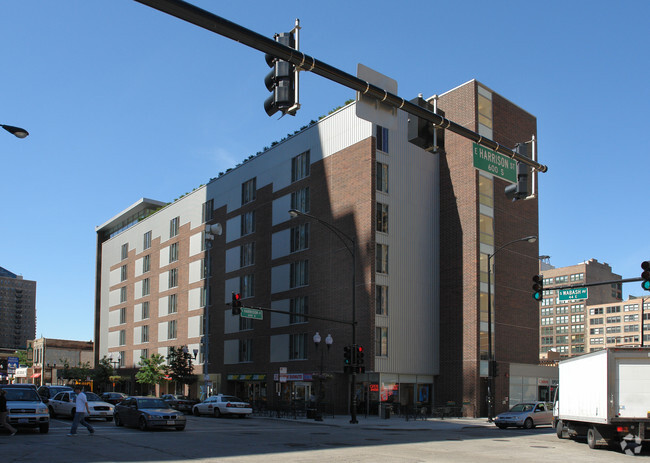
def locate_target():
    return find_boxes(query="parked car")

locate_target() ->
[48,391,114,421]
[192,394,252,418]
[0,384,49,433]
[160,394,198,413]
[114,396,186,431]
[494,402,553,429]
[37,385,73,403]
[100,392,128,405]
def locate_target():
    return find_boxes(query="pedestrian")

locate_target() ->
[0,389,17,436]
[68,386,94,436]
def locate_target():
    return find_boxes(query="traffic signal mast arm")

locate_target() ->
[228,303,356,327]
[134,0,548,174]
[543,277,643,292]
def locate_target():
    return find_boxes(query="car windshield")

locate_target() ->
[510,403,534,412]
[85,392,101,401]
[4,388,41,401]
[137,398,168,409]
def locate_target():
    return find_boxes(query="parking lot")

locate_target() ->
[1,413,647,462]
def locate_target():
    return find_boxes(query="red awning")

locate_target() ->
[31,373,41,378]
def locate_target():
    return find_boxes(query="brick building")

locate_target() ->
[95,80,539,416]
[0,266,36,350]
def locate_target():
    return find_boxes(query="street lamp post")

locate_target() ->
[1,124,29,138]
[487,235,537,422]
[289,209,358,424]
[313,332,333,422]
[203,223,222,398]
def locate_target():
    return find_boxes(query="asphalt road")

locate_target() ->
[1,414,647,462]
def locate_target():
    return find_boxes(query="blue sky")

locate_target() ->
[2,1,648,341]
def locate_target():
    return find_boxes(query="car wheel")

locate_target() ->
[523,418,534,429]
[555,420,564,439]
[213,408,221,418]
[114,413,123,427]
[496,424,507,429]
[193,407,200,416]
[587,427,598,449]
[40,423,49,433]
[138,416,148,431]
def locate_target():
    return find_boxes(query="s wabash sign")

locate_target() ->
[472,143,516,183]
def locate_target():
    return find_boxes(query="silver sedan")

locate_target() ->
[494,402,553,429]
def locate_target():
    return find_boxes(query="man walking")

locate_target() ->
[68,386,94,436]
[0,389,17,436]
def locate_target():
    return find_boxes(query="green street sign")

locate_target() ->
[472,143,516,183]
[558,288,588,301]
[240,307,263,320]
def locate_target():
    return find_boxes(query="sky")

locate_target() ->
[2,1,649,342]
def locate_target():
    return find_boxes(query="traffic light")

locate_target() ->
[231,292,242,316]
[355,345,365,374]
[264,32,297,117]
[504,144,529,201]
[343,345,352,374]
[532,275,544,301]
[642,261,650,291]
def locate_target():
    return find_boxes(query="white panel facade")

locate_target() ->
[188,287,203,312]
[224,339,238,364]
[134,257,143,278]
[108,309,121,328]
[270,334,289,363]
[188,315,202,339]
[189,232,203,257]
[225,216,240,243]
[224,310,239,334]
[107,330,119,349]
[188,259,202,284]
[225,247,240,273]
[224,277,239,303]
[271,264,290,294]
[158,296,169,318]
[108,289,120,308]
[158,322,167,342]
[270,299,290,328]
[159,246,170,267]
[271,229,290,261]
[133,326,143,345]
[109,267,121,287]
[159,272,169,293]
[272,195,292,227]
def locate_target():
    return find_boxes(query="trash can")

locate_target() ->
[381,403,391,419]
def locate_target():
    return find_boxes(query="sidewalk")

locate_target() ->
[259,412,495,431]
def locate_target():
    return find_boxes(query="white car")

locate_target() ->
[192,394,252,418]
[494,402,553,429]
[48,391,114,421]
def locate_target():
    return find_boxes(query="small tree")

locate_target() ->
[167,346,196,394]
[135,353,167,395]
[92,356,115,393]
[61,360,92,384]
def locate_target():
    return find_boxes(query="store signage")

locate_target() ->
[472,143,516,183]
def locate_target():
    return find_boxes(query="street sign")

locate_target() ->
[558,288,588,301]
[240,307,263,320]
[7,357,19,369]
[472,143,516,183]
[355,63,398,130]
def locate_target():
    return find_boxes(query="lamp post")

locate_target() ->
[288,209,358,424]
[313,332,333,421]
[487,235,537,422]
[202,222,222,399]
[1,124,29,138]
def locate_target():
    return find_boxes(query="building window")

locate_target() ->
[289,333,307,360]
[200,258,208,280]
[479,214,494,246]
[571,314,584,323]
[607,316,621,324]
[169,242,179,263]
[169,268,178,288]
[556,316,568,324]
[119,330,126,346]
[606,305,621,314]
[590,327,603,335]
[555,275,568,284]
[477,92,493,129]
[376,285,388,315]
[168,320,177,340]
[556,306,568,314]
[120,265,127,282]
[143,231,152,250]
[571,304,584,313]
[200,287,208,308]
[624,314,639,322]
[556,326,568,334]
[591,317,604,325]
[290,187,310,213]
[241,210,256,236]
[376,162,389,193]
[169,217,180,238]
[118,352,125,367]
[590,307,604,315]
[572,345,585,353]
[478,175,494,208]
[376,125,389,153]
[541,336,554,345]
[121,243,129,261]
[291,150,310,182]
[168,294,177,314]
[290,223,309,253]
[376,244,389,274]
[202,199,214,223]
[140,348,148,361]
[142,278,150,297]
[570,273,584,282]
[571,324,584,333]
[141,325,149,343]
[143,255,151,273]
[120,287,127,303]
[376,327,388,356]
[376,202,388,233]
[240,242,255,267]
[541,308,554,316]
[141,301,150,320]
[119,307,126,325]
[290,261,309,288]
[241,274,255,298]
[290,296,308,324]
[606,326,621,334]
[239,339,252,362]
[242,178,257,205]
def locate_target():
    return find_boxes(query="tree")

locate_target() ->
[167,346,196,394]
[61,360,92,384]
[15,349,31,367]
[135,353,167,395]
[92,356,115,393]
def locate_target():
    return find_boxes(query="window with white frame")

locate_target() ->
[143,231,152,250]
[120,286,127,303]
[168,293,177,314]
[376,244,388,274]
[169,242,179,263]
[291,150,310,182]
[119,307,126,325]
[121,265,127,282]
[241,210,256,236]
[170,217,180,238]
[241,274,254,298]
[169,268,178,288]
[202,199,214,223]
[376,202,388,233]
[141,325,149,343]
[376,162,389,193]
[290,187,310,213]
[290,223,309,253]
[376,327,388,356]
[290,296,308,324]
[142,278,150,297]
[143,254,150,273]
[168,320,177,340]
[289,333,307,360]
[240,242,255,267]
[290,260,309,288]
[376,125,389,153]
[121,243,129,260]
[141,301,149,319]
[376,285,388,315]
[242,178,257,205]
[239,339,252,362]
[119,330,126,346]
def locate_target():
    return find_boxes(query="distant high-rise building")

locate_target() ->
[0,266,37,349]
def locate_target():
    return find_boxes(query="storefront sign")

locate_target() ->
[273,373,313,381]
[369,384,379,392]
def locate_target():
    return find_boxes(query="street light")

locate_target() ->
[288,209,359,424]
[1,124,29,139]
[203,222,222,398]
[487,235,537,422]
[313,332,333,421]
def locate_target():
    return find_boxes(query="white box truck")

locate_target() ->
[553,347,650,450]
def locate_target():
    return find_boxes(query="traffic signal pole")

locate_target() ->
[134,0,548,174]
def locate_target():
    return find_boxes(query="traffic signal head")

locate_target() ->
[504,144,529,201]
[343,345,352,365]
[355,345,365,365]
[231,292,242,315]
[532,275,543,301]
[264,32,296,117]
[642,261,650,291]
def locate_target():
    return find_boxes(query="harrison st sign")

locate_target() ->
[472,143,516,183]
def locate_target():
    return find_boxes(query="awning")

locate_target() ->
[31,373,41,378]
